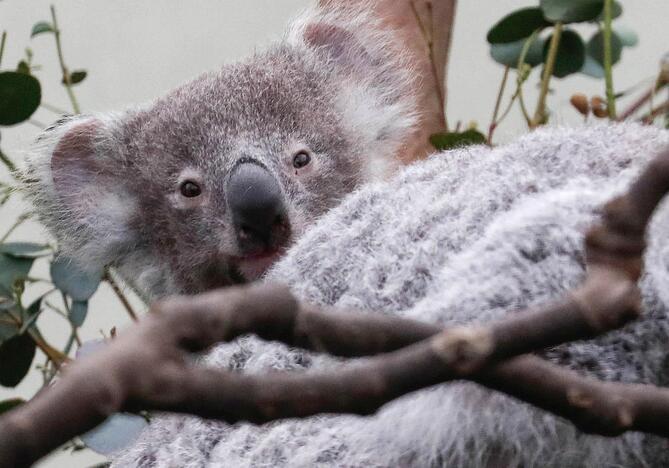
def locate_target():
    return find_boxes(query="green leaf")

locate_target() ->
[586,30,623,67]
[0,72,41,126]
[0,253,34,297]
[70,300,88,327]
[0,333,36,387]
[614,25,639,47]
[595,1,622,21]
[50,256,102,301]
[430,130,486,151]
[540,0,604,23]
[487,8,550,44]
[62,70,87,86]
[0,242,51,259]
[544,29,586,78]
[0,313,19,343]
[19,296,43,334]
[15,61,30,75]
[0,398,25,414]
[30,21,54,38]
[580,54,605,78]
[490,36,546,68]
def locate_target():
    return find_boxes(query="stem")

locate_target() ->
[105,268,139,322]
[40,102,68,115]
[487,66,510,145]
[602,0,616,118]
[0,213,30,243]
[50,5,81,114]
[0,31,6,69]
[531,22,563,127]
[0,149,16,174]
[640,99,669,124]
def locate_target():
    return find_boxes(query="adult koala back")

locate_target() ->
[114,123,669,467]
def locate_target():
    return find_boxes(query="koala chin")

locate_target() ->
[21,4,419,298]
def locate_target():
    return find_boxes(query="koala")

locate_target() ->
[21,5,417,298]
[113,123,669,468]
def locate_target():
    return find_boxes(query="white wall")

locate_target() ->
[0,1,666,466]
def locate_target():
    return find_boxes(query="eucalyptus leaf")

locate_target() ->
[0,333,36,387]
[490,36,545,68]
[0,72,41,126]
[0,242,51,259]
[19,296,43,334]
[595,1,622,21]
[486,8,550,44]
[70,300,89,327]
[614,25,639,47]
[62,70,87,86]
[50,256,102,301]
[0,253,34,297]
[586,30,623,66]
[544,29,585,78]
[30,21,54,38]
[81,413,148,455]
[430,130,486,151]
[580,54,606,78]
[0,398,25,414]
[15,61,30,75]
[540,0,604,23]
[0,314,19,343]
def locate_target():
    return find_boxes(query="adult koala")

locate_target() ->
[114,122,669,468]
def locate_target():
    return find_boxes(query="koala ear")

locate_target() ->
[302,22,375,73]
[24,115,137,269]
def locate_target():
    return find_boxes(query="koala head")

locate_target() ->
[21,6,418,298]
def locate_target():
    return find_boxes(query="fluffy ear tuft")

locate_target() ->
[20,114,137,272]
[288,6,420,179]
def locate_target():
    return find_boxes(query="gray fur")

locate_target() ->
[113,123,669,467]
[20,5,417,296]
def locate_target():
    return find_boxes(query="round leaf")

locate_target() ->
[70,300,89,327]
[0,398,25,415]
[487,8,550,44]
[31,21,54,38]
[614,25,639,47]
[50,256,102,301]
[540,0,604,23]
[544,29,585,78]
[0,253,34,297]
[430,129,486,151]
[0,333,36,387]
[0,72,41,126]
[82,413,148,455]
[586,30,623,67]
[0,313,19,343]
[595,1,622,21]
[580,54,605,78]
[62,70,87,86]
[490,36,546,68]
[0,242,51,259]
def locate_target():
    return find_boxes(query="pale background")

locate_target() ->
[0,1,667,466]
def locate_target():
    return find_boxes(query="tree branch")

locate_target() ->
[2,145,669,466]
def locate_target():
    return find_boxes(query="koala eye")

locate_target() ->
[180,180,202,198]
[292,151,311,169]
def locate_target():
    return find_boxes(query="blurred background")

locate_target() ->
[0,1,667,466]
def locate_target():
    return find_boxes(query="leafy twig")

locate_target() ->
[0,31,6,69]
[0,213,30,243]
[603,0,617,118]
[531,22,563,127]
[50,5,80,114]
[104,268,139,322]
[487,66,509,144]
[0,149,16,175]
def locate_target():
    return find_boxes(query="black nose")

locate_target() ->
[226,161,287,250]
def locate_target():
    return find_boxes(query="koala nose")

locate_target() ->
[226,161,288,250]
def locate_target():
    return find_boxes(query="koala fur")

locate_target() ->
[112,123,669,467]
[20,5,418,297]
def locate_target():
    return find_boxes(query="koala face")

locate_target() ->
[23,7,417,297]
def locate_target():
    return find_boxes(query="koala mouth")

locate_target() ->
[233,247,286,281]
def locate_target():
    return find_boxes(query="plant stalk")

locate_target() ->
[603,0,617,118]
[50,5,81,114]
[531,22,563,127]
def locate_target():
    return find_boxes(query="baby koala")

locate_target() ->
[21,6,417,297]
